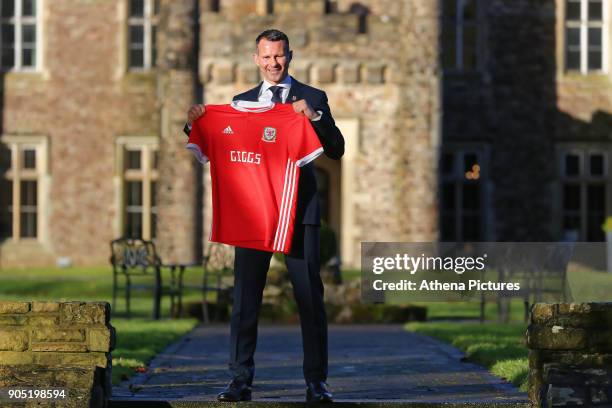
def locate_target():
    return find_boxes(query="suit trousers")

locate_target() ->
[228,224,328,385]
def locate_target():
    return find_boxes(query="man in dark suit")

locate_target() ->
[184,29,344,403]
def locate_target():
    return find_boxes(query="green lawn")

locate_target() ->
[0,265,203,384]
[566,268,612,302]
[341,268,361,281]
[419,299,528,321]
[111,319,198,384]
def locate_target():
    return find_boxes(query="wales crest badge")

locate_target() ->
[262,127,277,142]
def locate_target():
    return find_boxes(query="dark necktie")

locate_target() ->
[269,85,283,103]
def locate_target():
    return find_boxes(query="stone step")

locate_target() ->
[109,400,530,408]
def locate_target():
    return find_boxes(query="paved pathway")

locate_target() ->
[111,325,528,404]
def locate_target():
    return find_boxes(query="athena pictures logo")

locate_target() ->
[262,127,277,142]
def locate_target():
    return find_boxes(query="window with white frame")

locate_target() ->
[442,0,480,70]
[0,136,48,240]
[0,0,40,71]
[117,138,159,240]
[128,0,159,70]
[559,149,609,241]
[440,149,485,241]
[565,0,609,73]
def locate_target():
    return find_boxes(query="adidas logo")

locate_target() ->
[223,126,234,135]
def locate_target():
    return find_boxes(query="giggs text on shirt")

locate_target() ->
[230,150,262,164]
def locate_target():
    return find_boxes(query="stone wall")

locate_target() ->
[155,0,199,264]
[0,0,199,267]
[486,0,557,241]
[0,301,115,407]
[528,303,612,407]
[442,0,558,241]
[1,0,162,266]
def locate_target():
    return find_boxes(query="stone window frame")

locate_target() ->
[439,144,491,242]
[441,0,485,72]
[125,0,159,71]
[114,136,159,241]
[0,0,43,72]
[0,134,50,243]
[554,144,611,241]
[560,0,610,75]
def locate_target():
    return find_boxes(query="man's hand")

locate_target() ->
[292,99,318,120]
[187,104,206,124]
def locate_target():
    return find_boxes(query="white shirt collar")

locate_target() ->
[260,75,292,95]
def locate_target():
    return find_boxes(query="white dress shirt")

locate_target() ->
[259,75,292,103]
[259,75,322,121]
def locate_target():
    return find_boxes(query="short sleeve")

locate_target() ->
[293,116,324,167]
[186,118,209,164]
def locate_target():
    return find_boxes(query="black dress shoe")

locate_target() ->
[217,378,252,402]
[306,381,333,403]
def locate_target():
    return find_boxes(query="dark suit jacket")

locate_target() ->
[185,77,344,226]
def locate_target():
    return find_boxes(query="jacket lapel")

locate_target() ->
[287,77,303,103]
[244,83,263,102]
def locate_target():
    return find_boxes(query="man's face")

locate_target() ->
[253,39,292,85]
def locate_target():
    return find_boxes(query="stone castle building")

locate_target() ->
[0,0,610,268]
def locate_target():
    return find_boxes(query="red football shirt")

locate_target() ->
[186,101,324,253]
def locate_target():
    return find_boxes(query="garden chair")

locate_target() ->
[110,238,188,319]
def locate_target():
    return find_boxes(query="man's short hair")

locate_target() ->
[255,29,290,52]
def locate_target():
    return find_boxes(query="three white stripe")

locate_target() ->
[280,162,298,251]
[273,159,292,250]
[273,159,298,252]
